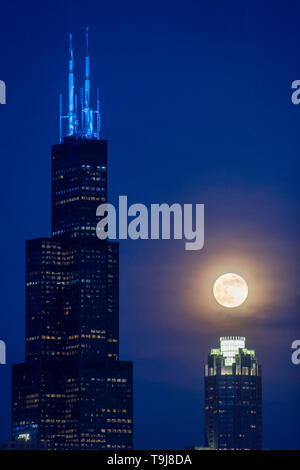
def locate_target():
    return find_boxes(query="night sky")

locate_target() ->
[0,0,300,449]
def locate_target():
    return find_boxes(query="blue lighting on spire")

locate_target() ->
[68,34,75,136]
[59,28,101,142]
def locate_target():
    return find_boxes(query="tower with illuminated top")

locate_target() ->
[11,31,133,450]
[204,336,262,450]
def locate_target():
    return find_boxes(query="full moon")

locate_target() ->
[213,273,248,308]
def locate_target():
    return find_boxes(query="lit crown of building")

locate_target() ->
[60,27,101,142]
[205,336,259,377]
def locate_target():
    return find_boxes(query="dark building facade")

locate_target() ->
[11,32,133,450]
[204,336,262,450]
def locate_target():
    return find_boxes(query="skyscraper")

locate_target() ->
[204,336,262,450]
[11,31,133,450]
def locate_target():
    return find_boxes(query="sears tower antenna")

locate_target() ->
[59,28,101,142]
[68,34,75,136]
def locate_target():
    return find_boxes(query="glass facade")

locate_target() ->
[204,336,262,450]
[52,137,107,240]
[12,137,133,450]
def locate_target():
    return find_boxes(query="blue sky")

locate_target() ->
[0,0,299,449]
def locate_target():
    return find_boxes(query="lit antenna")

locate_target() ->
[68,34,75,135]
[59,34,77,142]
[59,93,63,142]
[59,29,101,142]
[96,87,101,139]
[84,27,91,137]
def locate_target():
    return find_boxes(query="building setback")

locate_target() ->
[11,31,133,450]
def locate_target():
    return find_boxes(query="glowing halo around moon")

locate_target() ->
[213,273,248,308]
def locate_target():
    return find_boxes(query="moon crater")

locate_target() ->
[213,273,248,308]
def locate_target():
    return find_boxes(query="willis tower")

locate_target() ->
[11,30,133,450]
